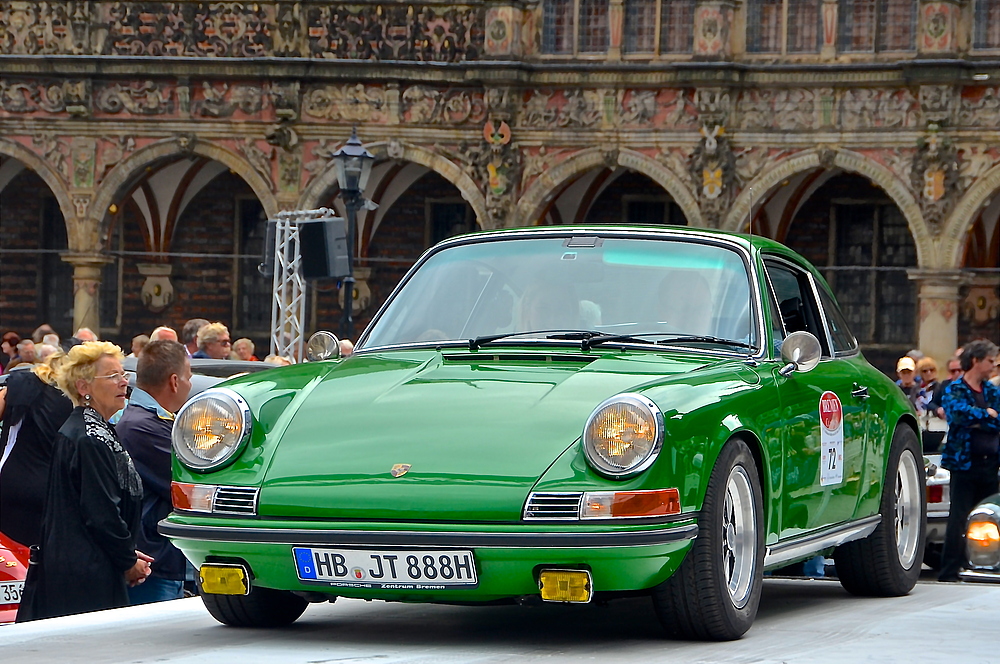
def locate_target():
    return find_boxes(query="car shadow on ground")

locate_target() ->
[252,577,857,648]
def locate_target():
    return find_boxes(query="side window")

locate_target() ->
[764,259,832,357]
[817,286,859,354]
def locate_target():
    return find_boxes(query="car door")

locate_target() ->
[764,257,870,538]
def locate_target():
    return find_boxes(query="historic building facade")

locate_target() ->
[0,0,997,371]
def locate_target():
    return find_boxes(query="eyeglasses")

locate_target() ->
[94,371,131,382]
[920,368,936,373]
[948,367,962,374]
[212,339,232,346]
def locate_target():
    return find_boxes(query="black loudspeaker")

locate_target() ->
[299,217,350,280]
[258,219,277,277]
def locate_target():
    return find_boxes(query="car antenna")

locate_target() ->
[747,187,757,361]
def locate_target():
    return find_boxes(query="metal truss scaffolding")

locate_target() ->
[267,208,338,361]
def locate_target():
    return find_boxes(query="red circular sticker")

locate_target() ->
[819,391,842,432]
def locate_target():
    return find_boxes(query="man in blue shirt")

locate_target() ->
[938,339,1000,582]
[116,340,193,602]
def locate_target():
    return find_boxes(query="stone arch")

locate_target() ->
[91,137,279,244]
[723,148,931,266]
[941,161,1000,269]
[297,141,489,229]
[514,148,702,227]
[0,137,76,242]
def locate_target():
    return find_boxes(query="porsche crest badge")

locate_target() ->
[390,463,411,478]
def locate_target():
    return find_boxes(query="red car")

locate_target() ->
[0,532,28,623]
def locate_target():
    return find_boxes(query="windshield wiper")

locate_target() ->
[470,330,602,351]
[580,334,659,351]
[656,335,757,350]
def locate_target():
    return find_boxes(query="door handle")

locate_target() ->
[851,383,869,400]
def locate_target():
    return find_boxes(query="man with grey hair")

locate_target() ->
[181,318,208,357]
[73,327,98,342]
[149,326,178,343]
[8,340,37,369]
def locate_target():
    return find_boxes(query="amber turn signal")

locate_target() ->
[581,488,681,519]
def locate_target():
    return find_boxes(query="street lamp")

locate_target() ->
[332,127,374,339]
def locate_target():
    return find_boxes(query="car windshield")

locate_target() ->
[363,236,757,351]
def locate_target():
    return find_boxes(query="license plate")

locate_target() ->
[293,547,478,589]
[0,581,23,605]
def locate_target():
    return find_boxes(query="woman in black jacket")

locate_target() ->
[17,341,152,621]
[0,352,74,548]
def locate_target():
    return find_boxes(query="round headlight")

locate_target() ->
[582,394,663,478]
[307,331,341,362]
[172,388,252,472]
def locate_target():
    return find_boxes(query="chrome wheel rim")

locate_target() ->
[894,449,921,569]
[722,464,756,608]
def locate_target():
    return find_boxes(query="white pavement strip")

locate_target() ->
[1,579,999,664]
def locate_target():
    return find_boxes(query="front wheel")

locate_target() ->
[834,425,924,596]
[652,438,764,641]
[201,585,308,627]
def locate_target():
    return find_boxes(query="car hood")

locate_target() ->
[258,348,714,522]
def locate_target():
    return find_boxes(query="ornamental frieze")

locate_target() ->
[0,79,89,115]
[95,81,172,115]
[192,82,265,118]
[958,87,1000,128]
[306,4,484,62]
[303,84,388,123]
[520,90,604,129]
[102,2,271,57]
[737,89,835,131]
[401,86,485,125]
[840,89,919,130]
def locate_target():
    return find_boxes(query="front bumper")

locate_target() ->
[959,569,1000,584]
[161,515,698,602]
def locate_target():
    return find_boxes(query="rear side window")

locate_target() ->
[817,286,858,354]
[764,259,832,358]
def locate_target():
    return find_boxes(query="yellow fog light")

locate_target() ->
[199,564,250,595]
[539,569,592,603]
[967,520,1000,568]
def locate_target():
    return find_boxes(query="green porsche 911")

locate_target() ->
[161,225,923,640]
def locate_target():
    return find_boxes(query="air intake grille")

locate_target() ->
[523,492,583,520]
[213,486,259,515]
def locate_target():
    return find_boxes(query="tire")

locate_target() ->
[652,438,764,641]
[201,585,308,628]
[834,425,924,597]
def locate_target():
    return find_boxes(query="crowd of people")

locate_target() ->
[0,321,304,377]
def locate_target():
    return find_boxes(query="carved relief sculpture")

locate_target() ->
[303,84,388,123]
[96,80,172,115]
[401,86,485,125]
[910,127,958,234]
[689,125,736,227]
[958,87,1000,128]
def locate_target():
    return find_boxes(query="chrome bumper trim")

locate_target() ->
[763,515,881,569]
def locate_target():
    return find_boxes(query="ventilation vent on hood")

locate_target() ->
[523,492,584,520]
[443,353,597,364]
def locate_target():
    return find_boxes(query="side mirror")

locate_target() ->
[778,331,822,376]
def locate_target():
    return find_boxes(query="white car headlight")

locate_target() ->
[582,393,663,478]
[172,388,252,471]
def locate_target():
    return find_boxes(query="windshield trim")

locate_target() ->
[355,228,768,360]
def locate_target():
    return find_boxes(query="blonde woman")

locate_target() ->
[0,350,73,548]
[17,341,152,622]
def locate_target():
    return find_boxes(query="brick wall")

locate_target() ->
[0,170,70,339]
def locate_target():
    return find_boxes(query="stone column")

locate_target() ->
[908,269,964,369]
[820,0,838,60]
[63,253,112,336]
[917,1,962,56]
[693,0,735,60]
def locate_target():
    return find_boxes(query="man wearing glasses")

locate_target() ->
[192,322,232,360]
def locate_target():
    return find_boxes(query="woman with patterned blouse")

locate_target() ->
[17,341,152,621]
